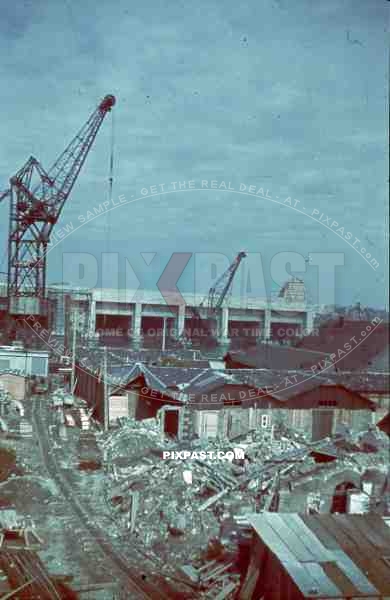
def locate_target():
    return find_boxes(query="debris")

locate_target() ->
[199,490,229,511]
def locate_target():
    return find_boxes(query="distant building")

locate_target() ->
[0,372,28,401]
[296,318,389,371]
[227,369,376,440]
[105,364,374,442]
[0,346,49,378]
[47,283,92,340]
[224,345,329,371]
[108,364,274,440]
[278,277,305,303]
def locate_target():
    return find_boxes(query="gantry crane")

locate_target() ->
[181,251,247,346]
[0,95,115,321]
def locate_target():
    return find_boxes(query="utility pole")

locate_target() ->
[103,346,109,431]
[162,316,167,352]
[71,312,77,394]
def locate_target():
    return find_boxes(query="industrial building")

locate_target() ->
[72,358,378,443]
[0,372,28,402]
[0,346,49,378]
[37,284,314,345]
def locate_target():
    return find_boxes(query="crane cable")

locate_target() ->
[0,189,9,280]
[106,108,115,255]
[103,109,115,333]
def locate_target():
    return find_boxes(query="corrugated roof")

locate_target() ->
[226,368,390,395]
[107,363,138,382]
[248,513,390,598]
[223,369,332,400]
[142,366,209,390]
[108,363,382,406]
[115,365,263,404]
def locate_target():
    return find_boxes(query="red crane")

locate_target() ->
[0,95,115,319]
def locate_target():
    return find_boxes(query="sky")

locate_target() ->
[0,0,388,309]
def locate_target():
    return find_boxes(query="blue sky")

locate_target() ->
[0,0,388,308]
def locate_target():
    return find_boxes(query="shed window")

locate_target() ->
[31,356,48,377]
[319,400,337,407]
[201,412,218,438]
[0,359,10,371]
[261,414,271,428]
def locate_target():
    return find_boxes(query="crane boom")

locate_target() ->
[4,95,115,316]
[179,251,246,348]
[208,251,246,312]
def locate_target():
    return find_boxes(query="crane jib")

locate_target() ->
[3,94,116,317]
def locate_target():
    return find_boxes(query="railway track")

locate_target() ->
[0,549,64,600]
[31,396,172,600]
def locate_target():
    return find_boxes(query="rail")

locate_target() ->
[31,397,171,600]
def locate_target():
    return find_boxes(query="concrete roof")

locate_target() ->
[90,287,310,311]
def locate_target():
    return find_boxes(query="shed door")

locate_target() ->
[228,411,249,439]
[202,412,218,438]
[312,409,333,441]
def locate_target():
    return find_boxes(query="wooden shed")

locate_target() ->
[111,364,275,440]
[240,513,390,599]
[0,372,28,401]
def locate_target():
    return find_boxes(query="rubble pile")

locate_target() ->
[100,421,311,560]
[99,417,168,463]
[98,418,390,596]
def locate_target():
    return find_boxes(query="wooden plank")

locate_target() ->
[0,579,36,600]
[265,514,317,563]
[336,515,380,549]
[286,515,333,562]
[212,581,237,600]
[364,514,390,546]
[301,514,340,550]
[248,516,298,564]
[304,563,342,598]
[332,516,378,563]
[198,489,228,511]
[238,542,266,600]
[318,515,360,551]
[333,549,379,596]
[330,517,390,592]
[321,561,361,597]
[281,560,320,597]
[201,562,233,583]
[198,560,217,573]
[340,546,390,593]
[347,514,390,550]
[317,515,389,594]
